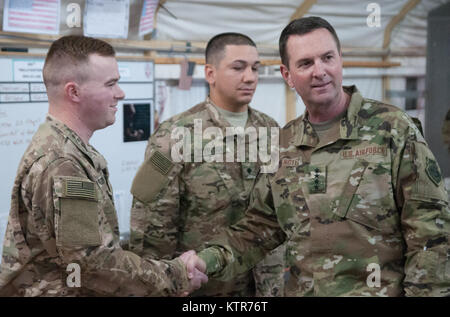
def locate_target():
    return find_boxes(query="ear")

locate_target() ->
[64,82,81,102]
[204,64,216,86]
[280,64,294,88]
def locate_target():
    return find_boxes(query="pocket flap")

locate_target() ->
[331,160,368,218]
[54,176,101,247]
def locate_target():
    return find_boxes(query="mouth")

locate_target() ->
[239,88,255,94]
[311,82,330,88]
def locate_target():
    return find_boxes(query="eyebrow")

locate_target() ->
[105,76,120,84]
[295,50,335,65]
[322,50,335,57]
[231,60,261,65]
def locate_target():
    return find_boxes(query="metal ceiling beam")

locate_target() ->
[0,33,425,57]
[290,0,318,21]
[0,51,401,68]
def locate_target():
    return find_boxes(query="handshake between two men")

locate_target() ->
[179,250,208,296]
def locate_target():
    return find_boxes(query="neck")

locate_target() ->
[307,88,349,123]
[209,92,248,113]
[48,102,93,144]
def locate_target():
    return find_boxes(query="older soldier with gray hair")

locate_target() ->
[0,35,206,296]
[196,17,450,296]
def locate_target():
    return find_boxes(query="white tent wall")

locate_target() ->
[252,78,287,126]
[156,80,207,123]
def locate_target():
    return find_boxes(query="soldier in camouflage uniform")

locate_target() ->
[0,35,206,296]
[196,17,450,296]
[130,33,286,297]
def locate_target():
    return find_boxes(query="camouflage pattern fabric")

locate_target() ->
[130,98,286,296]
[0,115,191,296]
[198,86,450,297]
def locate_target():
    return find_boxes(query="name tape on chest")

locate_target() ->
[282,158,301,167]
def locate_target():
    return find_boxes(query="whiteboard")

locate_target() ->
[0,57,155,255]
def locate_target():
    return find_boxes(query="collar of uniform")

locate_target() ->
[292,113,318,147]
[46,114,96,166]
[205,97,261,137]
[292,85,361,147]
[340,85,362,140]
[205,97,234,133]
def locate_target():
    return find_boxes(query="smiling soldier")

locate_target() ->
[0,35,207,296]
[196,17,450,297]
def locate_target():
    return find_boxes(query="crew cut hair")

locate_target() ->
[205,32,256,65]
[43,35,115,87]
[279,16,341,68]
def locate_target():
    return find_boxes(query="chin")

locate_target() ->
[105,118,116,127]
[238,97,252,105]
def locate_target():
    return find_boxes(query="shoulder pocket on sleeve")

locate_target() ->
[131,150,174,203]
[411,142,448,203]
[54,176,101,247]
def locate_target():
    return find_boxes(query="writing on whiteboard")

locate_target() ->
[0,115,42,147]
[121,160,140,172]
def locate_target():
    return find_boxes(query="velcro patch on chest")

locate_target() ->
[307,165,327,194]
[65,179,97,200]
[150,150,174,175]
[340,145,387,159]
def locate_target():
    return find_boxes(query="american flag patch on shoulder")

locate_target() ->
[65,179,97,200]
[150,151,173,175]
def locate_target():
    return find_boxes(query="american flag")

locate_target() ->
[139,0,159,37]
[3,0,60,35]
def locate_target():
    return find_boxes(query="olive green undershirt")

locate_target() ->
[310,109,347,147]
[214,105,248,128]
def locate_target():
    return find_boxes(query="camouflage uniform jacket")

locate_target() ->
[199,86,450,296]
[0,115,191,296]
[130,98,286,296]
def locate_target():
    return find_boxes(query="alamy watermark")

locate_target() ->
[66,3,81,28]
[170,119,280,173]
[366,263,381,288]
[66,263,81,288]
[366,3,381,28]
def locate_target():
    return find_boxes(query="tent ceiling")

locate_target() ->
[155,0,448,50]
[0,0,447,57]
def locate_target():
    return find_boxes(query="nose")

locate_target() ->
[115,84,125,100]
[312,60,326,78]
[243,66,257,83]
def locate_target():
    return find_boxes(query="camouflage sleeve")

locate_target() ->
[253,243,286,297]
[394,122,450,296]
[198,172,286,281]
[34,158,190,296]
[129,123,183,260]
